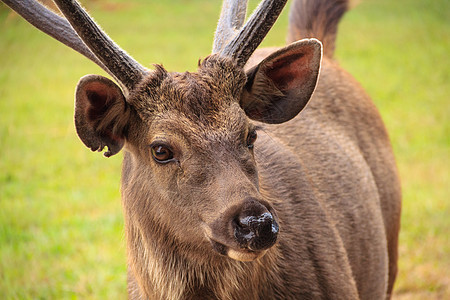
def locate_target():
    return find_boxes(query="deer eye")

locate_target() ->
[246,130,257,149]
[151,145,174,163]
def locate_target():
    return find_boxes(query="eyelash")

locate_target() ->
[247,130,257,149]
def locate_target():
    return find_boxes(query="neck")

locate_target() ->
[124,217,281,299]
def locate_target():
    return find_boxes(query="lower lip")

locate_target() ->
[210,239,266,262]
[227,248,266,261]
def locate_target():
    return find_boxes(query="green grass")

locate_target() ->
[0,0,448,298]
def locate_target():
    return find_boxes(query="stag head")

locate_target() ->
[5,0,322,261]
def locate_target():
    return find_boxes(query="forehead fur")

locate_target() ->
[128,55,247,125]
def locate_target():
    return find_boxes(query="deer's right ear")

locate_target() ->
[75,75,131,157]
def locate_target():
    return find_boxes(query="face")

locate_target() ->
[73,41,322,262]
[122,59,279,261]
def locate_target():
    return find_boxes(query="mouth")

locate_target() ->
[209,239,267,262]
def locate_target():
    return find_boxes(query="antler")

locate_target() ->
[2,0,106,68]
[5,0,286,88]
[2,0,147,92]
[52,0,147,91]
[213,0,248,54]
[213,0,288,67]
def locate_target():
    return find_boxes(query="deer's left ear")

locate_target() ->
[240,39,322,124]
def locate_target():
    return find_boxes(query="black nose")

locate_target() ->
[234,211,279,251]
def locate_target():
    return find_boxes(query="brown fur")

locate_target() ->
[70,0,401,299]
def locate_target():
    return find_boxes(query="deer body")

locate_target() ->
[121,55,398,300]
[4,0,401,299]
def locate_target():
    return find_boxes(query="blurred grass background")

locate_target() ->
[0,0,448,298]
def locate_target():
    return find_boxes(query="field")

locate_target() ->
[0,0,448,298]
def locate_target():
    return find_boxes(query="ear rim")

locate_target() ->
[74,74,129,157]
[242,38,323,124]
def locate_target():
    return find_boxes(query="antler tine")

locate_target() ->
[221,0,288,67]
[212,0,248,54]
[52,0,148,92]
[2,0,110,75]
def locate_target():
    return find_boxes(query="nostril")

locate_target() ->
[258,213,277,236]
[234,212,279,250]
[233,217,255,245]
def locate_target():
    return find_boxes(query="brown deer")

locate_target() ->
[3,0,401,299]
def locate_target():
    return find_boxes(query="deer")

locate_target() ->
[3,0,401,299]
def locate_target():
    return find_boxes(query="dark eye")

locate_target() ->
[151,145,174,163]
[247,130,257,149]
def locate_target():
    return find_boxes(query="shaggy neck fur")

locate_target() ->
[123,197,281,300]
